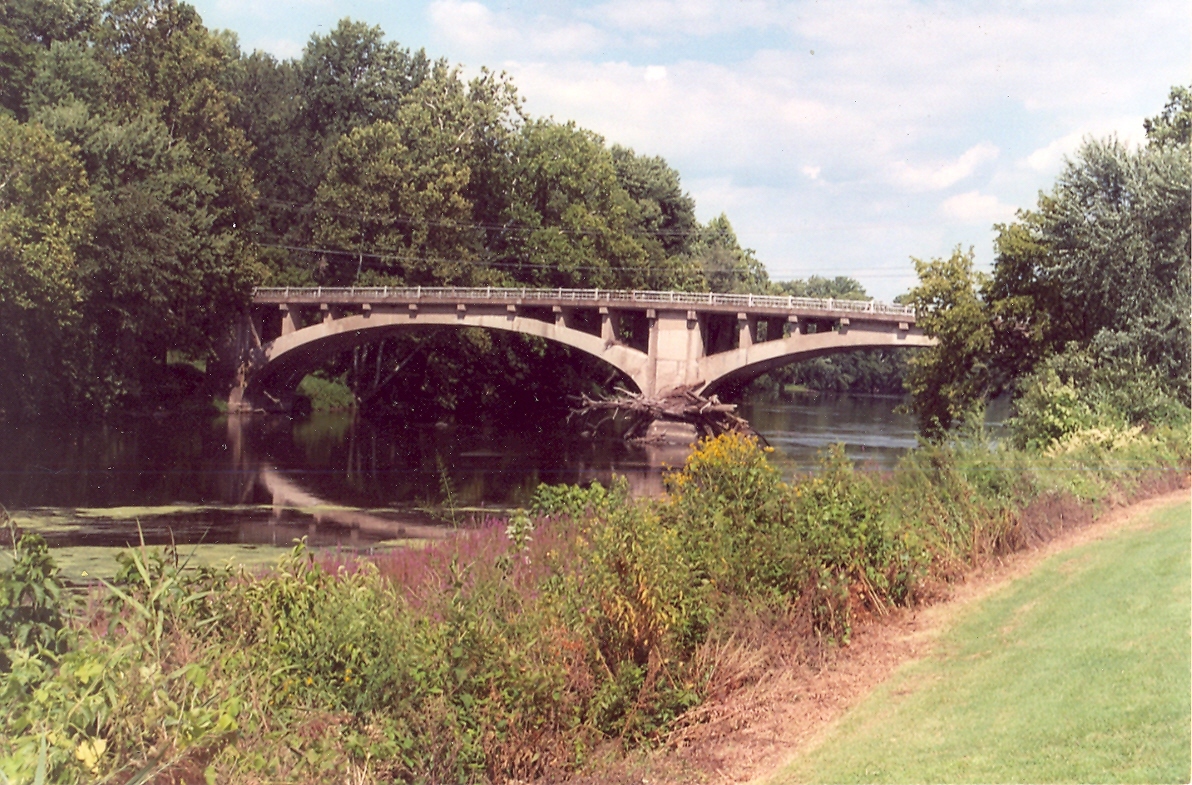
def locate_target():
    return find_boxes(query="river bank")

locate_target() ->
[1,417,1187,783]
[612,483,1190,785]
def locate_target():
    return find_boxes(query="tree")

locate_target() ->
[311,117,479,286]
[0,0,98,119]
[682,214,769,293]
[499,119,650,289]
[988,134,1191,395]
[298,18,430,142]
[904,248,993,439]
[772,275,869,300]
[1144,85,1191,147]
[0,116,93,417]
[25,0,260,407]
[610,146,696,255]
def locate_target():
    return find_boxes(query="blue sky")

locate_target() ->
[192,0,1188,300]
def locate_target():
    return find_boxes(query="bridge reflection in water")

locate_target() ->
[219,413,691,547]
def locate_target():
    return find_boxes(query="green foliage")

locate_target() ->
[904,247,994,439]
[530,479,620,519]
[0,518,71,672]
[297,371,356,412]
[1007,344,1191,451]
[684,213,770,293]
[310,77,486,287]
[1144,85,1191,147]
[902,88,1190,441]
[988,126,1191,396]
[0,115,92,418]
[0,0,98,119]
[0,543,239,784]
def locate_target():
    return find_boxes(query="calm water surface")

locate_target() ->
[0,394,938,577]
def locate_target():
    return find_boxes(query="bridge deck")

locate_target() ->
[253,286,916,323]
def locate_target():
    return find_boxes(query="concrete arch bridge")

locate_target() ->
[226,286,935,413]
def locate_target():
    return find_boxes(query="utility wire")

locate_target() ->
[254,241,917,280]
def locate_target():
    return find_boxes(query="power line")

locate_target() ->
[255,197,699,239]
[254,241,918,280]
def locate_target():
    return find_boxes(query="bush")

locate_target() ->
[1009,345,1191,450]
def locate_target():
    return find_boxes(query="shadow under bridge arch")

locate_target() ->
[697,325,937,399]
[232,307,653,412]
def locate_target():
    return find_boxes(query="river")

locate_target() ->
[0,394,952,579]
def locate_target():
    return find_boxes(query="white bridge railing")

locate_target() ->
[253,286,916,318]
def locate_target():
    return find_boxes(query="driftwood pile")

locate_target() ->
[572,383,759,442]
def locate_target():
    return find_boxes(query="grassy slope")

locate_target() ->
[772,499,1192,785]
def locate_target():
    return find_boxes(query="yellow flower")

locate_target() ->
[75,738,107,773]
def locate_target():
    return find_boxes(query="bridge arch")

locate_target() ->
[231,308,652,412]
[698,323,935,397]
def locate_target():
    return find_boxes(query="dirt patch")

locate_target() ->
[613,481,1190,785]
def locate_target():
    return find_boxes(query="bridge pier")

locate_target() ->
[645,309,707,395]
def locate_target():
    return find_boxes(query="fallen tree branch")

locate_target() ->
[571,383,762,442]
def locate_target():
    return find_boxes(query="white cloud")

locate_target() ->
[801,165,821,180]
[643,65,667,82]
[427,1,515,52]
[250,36,304,60]
[428,0,606,58]
[585,0,777,37]
[1023,116,1147,174]
[890,143,1000,192]
[939,191,1017,225]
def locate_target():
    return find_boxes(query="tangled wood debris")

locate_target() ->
[572,383,761,442]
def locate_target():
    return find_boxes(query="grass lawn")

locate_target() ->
[770,499,1191,785]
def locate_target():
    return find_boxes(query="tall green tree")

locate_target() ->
[25,0,260,407]
[0,0,98,119]
[233,18,433,258]
[685,214,769,293]
[0,116,93,417]
[988,114,1191,394]
[311,118,478,286]
[904,248,993,439]
[500,119,650,289]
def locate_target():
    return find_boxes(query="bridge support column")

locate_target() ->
[279,305,298,336]
[599,307,620,344]
[737,313,757,349]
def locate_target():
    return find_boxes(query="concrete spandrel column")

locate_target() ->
[600,307,620,343]
[320,303,332,323]
[555,307,580,330]
[737,313,757,349]
[280,304,297,336]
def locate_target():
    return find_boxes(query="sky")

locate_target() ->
[192,0,1188,301]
